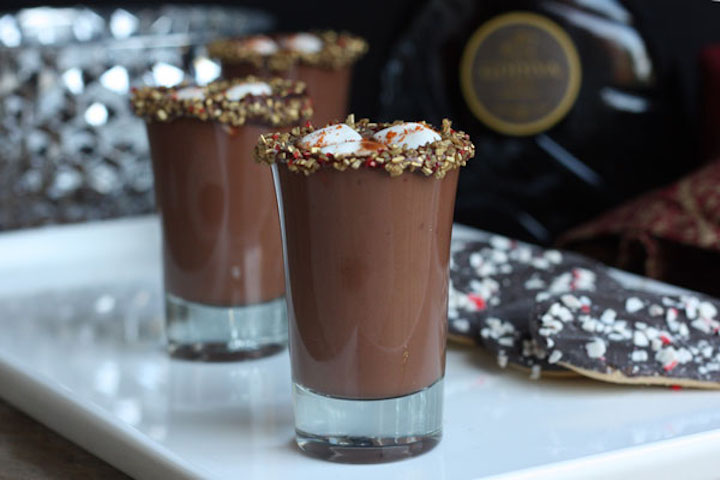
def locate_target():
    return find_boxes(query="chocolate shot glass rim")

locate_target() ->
[253,116,475,179]
[130,76,313,127]
[207,30,368,71]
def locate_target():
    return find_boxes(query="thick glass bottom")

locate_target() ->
[165,294,287,361]
[293,379,443,464]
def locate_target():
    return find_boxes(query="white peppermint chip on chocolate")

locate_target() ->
[699,301,718,319]
[631,350,648,362]
[548,350,563,364]
[300,123,362,149]
[684,296,699,319]
[489,235,512,251]
[677,348,693,364]
[452,318,471,333]
[586,338,606,359]
[525,275,546,290]
[174,86,205,100]
[480,317,516,342]
[561,294,582,310]
[539,314,564,334]
[549,302,574,322]
[225,81,272,101]
[581,316,602,333]
[626,297,644,313]
[532,258,551,270]
[633,330,650,347]
[497,352,509,368]
[281,32,323,53]
[601,309,617,324]
[373,122,441,149]
[544,250,563,264]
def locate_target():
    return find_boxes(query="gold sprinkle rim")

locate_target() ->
[253,116,476,179]
[130,76,313,127]
[207,31,368,71]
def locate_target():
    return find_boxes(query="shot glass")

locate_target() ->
[132,77,312,360]
[208,31,367,127]
[255,117,474,461]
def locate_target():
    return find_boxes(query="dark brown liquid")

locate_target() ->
[222,62,351,127]
[146,118,285,306]
[276,167,459,399]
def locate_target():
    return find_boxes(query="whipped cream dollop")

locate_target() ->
[281,33,323,53]
[300,122,442,157]
[241,35,279,54]
[373,122,441,149]
[174,86,205,101]
[299,123,362,148]
[225,81,272,101]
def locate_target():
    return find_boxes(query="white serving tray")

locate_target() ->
[1,216,719,480]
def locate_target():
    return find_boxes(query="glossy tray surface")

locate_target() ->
[1,217,718,479]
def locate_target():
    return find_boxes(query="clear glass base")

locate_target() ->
[165,294,287,361]
[293,379,444,463]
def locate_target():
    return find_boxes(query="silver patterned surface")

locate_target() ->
[0,6,273,231]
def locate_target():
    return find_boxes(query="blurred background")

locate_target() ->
[2,0,720,292]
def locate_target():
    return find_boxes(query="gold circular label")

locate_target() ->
[460,12,581,136]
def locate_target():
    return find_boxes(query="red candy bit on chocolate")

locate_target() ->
[660,334,673,346]
[304,120,312,128]
[664,360,679,372]
[569,269,582,291]
[364,158,378,168]
[292,150,301,159]
[272,133,280,140]
[467,294,487,311]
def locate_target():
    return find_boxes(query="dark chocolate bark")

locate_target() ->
[531,290,720,388]
[449,235,621,375]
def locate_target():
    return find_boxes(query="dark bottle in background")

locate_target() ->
[382,0,692,244]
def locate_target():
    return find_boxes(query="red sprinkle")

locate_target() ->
[292,150,300,159]
[468,294,486,311]
[364,158,377,168]
[660,334,673,346]
[581,304,591,313]
[570,269,581,291]
[670,385,683,391]
[272,133,280,140]
[664,360,678,372]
